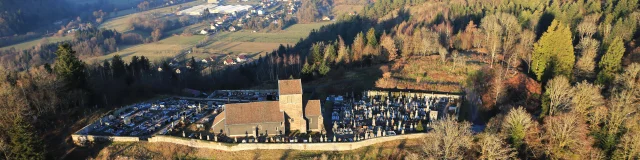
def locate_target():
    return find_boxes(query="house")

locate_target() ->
[201,59,209,63]
[257,9,264,15]
[211,79,324,136]
[200,29,209,35]
[210,23,217,30]
[322,16,331,21]
[224,59,236,65]
[229,26,236,32]
[236,55,247,62]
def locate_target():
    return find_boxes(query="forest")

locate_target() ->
[1,0,640,159]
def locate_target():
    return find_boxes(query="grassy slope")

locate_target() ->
[94,138,421,159]
[0,36,73,51]
[182,22,332,63]
[99,1,203,33]
[332,4,364,15]
[65,0,142,8]
[84,35,206,63]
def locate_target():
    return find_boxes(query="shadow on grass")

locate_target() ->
[280,149,294,160]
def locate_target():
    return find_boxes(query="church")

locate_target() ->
[211,79,324,137]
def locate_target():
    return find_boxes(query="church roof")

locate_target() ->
[305,100,322,116]
[278,79,302,95]
[225,101,284,125]
[211,111,226,126]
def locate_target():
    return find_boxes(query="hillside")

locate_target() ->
[1,0,640,159]
[79,139,422,159]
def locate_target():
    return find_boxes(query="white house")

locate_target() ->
[236,55,247,62]
[200,29,209,35]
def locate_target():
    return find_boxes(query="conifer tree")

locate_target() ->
[53,44,86,90]
[366,28,377,47]
[597,37,625,85]
[8,117,45,160]
[531,20,575,81]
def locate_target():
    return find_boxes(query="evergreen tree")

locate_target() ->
[531,20,575,81]
[323,43,336,65]
[53,44,86,90]
[302,60,314,75]
[416,121,424,132]
[110,55,126,78]
[597,37,625,85]
[318,62,330,76]
[366,28,377,47]
[8,117,45,160]
[311,42,324,65]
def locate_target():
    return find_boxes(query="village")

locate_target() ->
[73,79,462,145]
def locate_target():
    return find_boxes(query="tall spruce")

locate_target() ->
[8,117,45,160]
[596,37,625,85]
[53,44,86,90]
[531,20,575,81]
[366,28,377,47]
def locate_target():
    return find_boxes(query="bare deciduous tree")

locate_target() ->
[502,107,534,149]
[480,14,503,68]
[577,14,599,39]
[543,113,598,159]
[421,117,473,160]
[476,133,517,160]
[381,33,398,61]
[519,30,536,73]
[546,76,573,116]
[574,38,600,81]
[613,128,640,159]
[570,81,604,116]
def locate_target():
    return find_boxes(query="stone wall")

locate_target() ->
[279,94,306,133]
[147,133,426,151]
[366,90,462,99]
[72,134,139,146]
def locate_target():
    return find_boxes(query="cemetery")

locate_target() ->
[72,79,462,150]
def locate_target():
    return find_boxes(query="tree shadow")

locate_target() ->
[280,149,294,160]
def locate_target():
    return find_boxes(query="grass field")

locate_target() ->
[99,1,203,33]
[211,22,332,44]
[65,0,142,8]
[0,36,73,51]
[84,35,206,63]
[332,4,364,15]
[94,138,421,159]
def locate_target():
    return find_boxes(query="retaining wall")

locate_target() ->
[72,134,139,145]
[147,133,426,151]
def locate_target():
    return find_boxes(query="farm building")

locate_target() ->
[178,4,252,16]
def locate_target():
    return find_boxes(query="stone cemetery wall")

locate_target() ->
[366,90,462,99]
[147,133,427,151]
[72,134,139,145]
